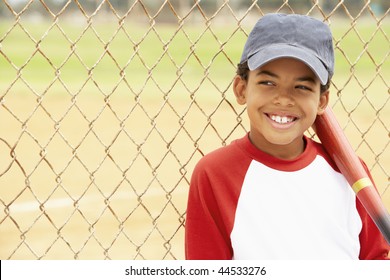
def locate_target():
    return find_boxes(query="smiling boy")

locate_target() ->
[185,13,389,259]
[235,57,328,160]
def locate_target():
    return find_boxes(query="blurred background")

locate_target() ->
[0,0,389,259]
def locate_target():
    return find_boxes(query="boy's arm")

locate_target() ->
[357,160,390,260]
[185,164,233,260]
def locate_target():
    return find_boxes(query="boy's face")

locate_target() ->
[233,57,329,159]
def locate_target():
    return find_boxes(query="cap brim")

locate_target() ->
[247,44,328,85]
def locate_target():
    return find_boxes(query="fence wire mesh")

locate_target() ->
[0,0,389,259]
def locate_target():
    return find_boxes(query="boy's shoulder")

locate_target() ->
[196,136,248,170]
[191,135,254,188]
[310,137,340,172]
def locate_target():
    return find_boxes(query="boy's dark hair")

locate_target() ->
[236,61,330,93]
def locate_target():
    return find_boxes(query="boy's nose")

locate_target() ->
[273,88,295,107]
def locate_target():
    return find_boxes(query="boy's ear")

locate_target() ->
[317,90,330,115]
[233,75,247,105]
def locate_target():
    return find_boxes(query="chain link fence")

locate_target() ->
[0,0,389,259]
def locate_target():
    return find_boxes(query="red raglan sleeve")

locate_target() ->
[357,160,390,260]
[185,160,233,260]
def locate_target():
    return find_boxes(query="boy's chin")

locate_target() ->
[263,133,302,147]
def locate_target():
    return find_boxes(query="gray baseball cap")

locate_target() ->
[240,13,334,85]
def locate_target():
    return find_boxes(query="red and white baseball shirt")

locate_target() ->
[185,134,390,259]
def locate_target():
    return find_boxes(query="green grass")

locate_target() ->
[331,20,390,79]
[0,18,388,101]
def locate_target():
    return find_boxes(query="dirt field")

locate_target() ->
[0,87,248,259]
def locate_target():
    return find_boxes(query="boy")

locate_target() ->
[185,13,389,259]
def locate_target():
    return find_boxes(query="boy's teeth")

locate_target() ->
[270,115,294,124]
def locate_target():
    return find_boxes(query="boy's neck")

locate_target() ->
[248,132,306,160]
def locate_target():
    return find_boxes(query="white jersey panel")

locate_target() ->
[231,155,362,259]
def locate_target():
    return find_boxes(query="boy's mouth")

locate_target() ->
[265,113,298,128]
[266,113,297,124]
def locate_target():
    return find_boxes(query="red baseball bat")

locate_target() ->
[314,107,390,245]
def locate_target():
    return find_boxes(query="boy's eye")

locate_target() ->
[296,85,312,91]
[258,81,274,86]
